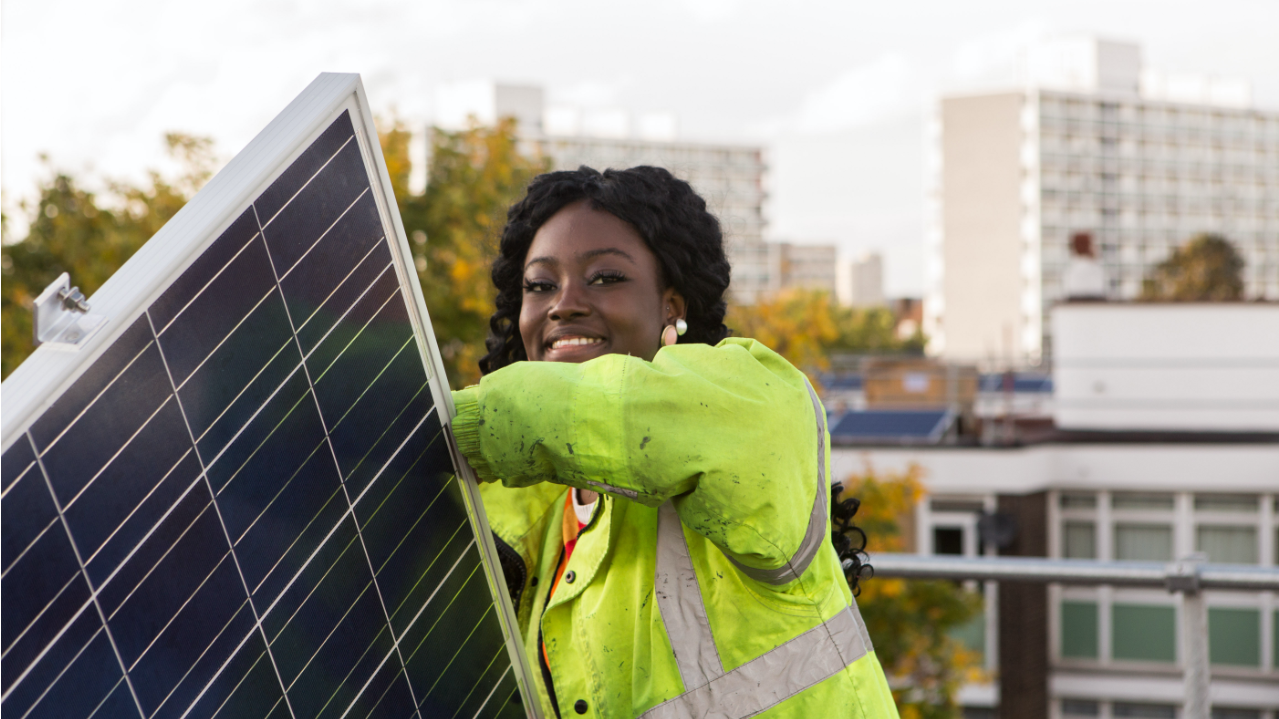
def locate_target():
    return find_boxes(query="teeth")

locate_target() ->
[551,337,602,350]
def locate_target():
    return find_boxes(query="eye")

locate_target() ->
[523,279,555,293]
[589,270,626,285]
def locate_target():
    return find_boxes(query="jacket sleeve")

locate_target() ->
[450,337,825,574]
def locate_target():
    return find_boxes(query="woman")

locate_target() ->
[450,166,896,718]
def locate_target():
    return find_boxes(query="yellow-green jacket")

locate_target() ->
[451,338,898,718]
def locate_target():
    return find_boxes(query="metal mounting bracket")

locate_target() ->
[33,273,106,350]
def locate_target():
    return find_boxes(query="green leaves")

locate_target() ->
[838,465,985,719]
[381,116,547,389]
[2,135,216,378]
[1141,233,1246,302]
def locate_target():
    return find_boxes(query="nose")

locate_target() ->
[548,279,590,321]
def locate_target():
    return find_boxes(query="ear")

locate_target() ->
[661,287,687,325]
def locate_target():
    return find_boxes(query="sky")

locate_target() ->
[3,0,1277,296]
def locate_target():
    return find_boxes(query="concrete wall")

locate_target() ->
[937,93,1026,362]
[831,443,1279,495]
[1053,303,1279,431]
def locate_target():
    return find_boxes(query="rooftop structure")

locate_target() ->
[823,301,1279,719]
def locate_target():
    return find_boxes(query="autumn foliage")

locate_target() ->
[837,463,985,719]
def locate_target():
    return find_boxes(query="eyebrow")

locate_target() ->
[524,247,637,271]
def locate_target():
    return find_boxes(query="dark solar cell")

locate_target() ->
[149,209,260,332]
[2,102,523,718]
[254,111,357,225]
[830,409,951,439]
[978,373,1053,393]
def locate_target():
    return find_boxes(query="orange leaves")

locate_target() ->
[838,463,984,718]
[379,114,548,388]
[727,289,839,378]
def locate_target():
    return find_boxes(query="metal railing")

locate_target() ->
[869,553,1279,719]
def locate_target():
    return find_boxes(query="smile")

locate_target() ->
[550,336,603,350]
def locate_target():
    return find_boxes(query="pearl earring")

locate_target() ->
[662,317,687,348]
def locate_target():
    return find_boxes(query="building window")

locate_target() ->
[934,527,964,555]
[1063,521,1096,559]
[1113,703,1176,718]
[1112,604,1176,662]
[1112,492,1174,510]
[1208,607,1260,666]
[1211,709,1262,719]
[1061,699,1100,716]
[1197,525,1258,564]
[950,612,986,658]
[1060,492,1096,509]
[1195,494,1259,512]
[1115,523,1173,561]
[1060,601,1099,658]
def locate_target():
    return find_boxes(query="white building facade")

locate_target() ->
[925,39,1279,364]
[829,302,1279,718]
[833,444,1279,719]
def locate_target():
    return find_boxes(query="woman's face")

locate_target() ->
[519,201,685,364]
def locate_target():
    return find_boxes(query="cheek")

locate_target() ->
[518,303,541,356]
[608,293,664,355]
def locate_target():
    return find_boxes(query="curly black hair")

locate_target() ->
[830,482,874,595]
[478,165,732,375]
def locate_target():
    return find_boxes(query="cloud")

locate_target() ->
[681,0,740,23]
[749,53,917,137]
[943,20,1048,92]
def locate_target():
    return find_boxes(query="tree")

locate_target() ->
[727,289,840,374]
[727,289,926,383]
[834,463,984,719]
[1141,233,1245,301]
[1,134,216,378]
[381,116,548,388]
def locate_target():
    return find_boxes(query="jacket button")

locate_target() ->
[564,570,576,584]
[574,699,588,714]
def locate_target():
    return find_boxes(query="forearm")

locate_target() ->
[450,339,822,568]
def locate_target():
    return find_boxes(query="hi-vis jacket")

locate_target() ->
[451,338,898,719]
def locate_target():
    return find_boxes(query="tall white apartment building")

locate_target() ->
[433,81,769,304]
[925,38,1279,364]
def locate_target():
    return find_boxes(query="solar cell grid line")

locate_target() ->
[154,118,412,718]
[251,176,423,715]
[25,432,149,717]
[1,74,538,719]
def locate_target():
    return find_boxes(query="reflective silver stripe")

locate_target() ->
[655,501,725,690]
[640,604,871,719]
[584,479,639,500]
[723,380,828,586]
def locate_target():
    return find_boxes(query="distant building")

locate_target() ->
[837,252,885,307]
[764,242,837,296]
[925,37,1279,364]
[432,81,769,304]
[826,301,1279,719]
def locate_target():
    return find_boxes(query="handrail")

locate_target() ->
[868,553,1279,592]
[866,552,1277,719]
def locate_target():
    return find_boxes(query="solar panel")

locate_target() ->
[1,74,537,719]
[828,409,954,444]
